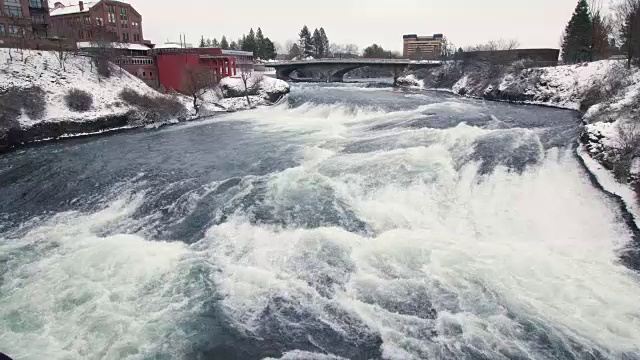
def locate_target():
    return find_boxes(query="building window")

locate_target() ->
[28,0,45,8]
[107,6,116,23]
[8,25,22,36]
[122,32,129,42]
[84,16,91,25]
[4,6,23,17]
[0,24,4,34]
[95,17,103,26]
[120,8,128,20]
[31,15,45,24]
[121,20,128,29]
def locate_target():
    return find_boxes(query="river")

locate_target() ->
[1,83,639,360]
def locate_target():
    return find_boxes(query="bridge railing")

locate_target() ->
[268,58,443,66]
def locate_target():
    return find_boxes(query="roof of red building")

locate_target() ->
[50,1,97,16]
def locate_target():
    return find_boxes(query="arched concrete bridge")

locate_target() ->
[267,59,443,83]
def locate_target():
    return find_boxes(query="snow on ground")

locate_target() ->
[0,49,162,126]
[578,144,640,229]
[219,72,289,96]
[0,50,290,128]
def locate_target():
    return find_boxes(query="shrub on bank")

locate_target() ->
[119,88,187,122]
[0,86,46,125]
[64,88,93,112]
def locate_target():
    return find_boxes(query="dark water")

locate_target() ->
[1,83,639,360]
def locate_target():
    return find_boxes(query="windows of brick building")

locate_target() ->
[0,25,4,34]
[84,16,91,25]
[31,15,45,24]
[122,32,129,42]
[8,25,22,36]
[28,0,46,8]
[107,6,116,24]
[133,33,140,42]
[95,17,103,26]
[4,0,23,17]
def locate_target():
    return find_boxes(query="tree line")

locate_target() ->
[561,0,640,67]
[199,27,276,60]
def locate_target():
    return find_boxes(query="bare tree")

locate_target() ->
[7,18,33,63]
[613,0,640,68]
[182,65,217,115]
[89,26,121,80]
[53,37,69,71]
[239,62,256,106]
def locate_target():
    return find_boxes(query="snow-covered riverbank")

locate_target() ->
[0,49,289,152]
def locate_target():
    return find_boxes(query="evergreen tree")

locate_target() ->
[220,36,229,50]
[256,27,266,58]
[262,37,277,59]
[242,29,257,54]
[236,38,244,50]
[199,36,206,48]
[319,28,330,58]
[211,38,220,47]
[299,25,314,58]
[229,41,238,50]
[562,0,593,63]
[289,43,302,60]
[312,28,322,58]
[206,38,212,47]
[363,44,386,58]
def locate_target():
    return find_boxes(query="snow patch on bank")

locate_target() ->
[0,49,162,126]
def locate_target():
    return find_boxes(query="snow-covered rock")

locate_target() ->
[396,74,423,88]
[219,73,290,102]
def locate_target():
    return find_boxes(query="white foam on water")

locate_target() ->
[0,194,196,360]
[191,107,640,359]
[3,91,640,359]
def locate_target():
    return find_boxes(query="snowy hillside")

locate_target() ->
[0,49,162,126]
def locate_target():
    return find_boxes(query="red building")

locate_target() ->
[153,46,253,93]
[49,0,144,44]
[0,0,50,42]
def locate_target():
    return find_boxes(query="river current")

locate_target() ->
[1,83,639,360]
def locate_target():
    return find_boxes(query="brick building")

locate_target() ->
[403,34,445,60]
[49,0,144,44]
[0,0,50,42]
[153,45,254,93]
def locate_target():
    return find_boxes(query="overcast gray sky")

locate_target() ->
[61,0,582,51]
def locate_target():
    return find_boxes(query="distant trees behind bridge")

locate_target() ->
[199,28,277,60]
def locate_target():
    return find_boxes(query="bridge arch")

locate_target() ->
[272,59,442,83]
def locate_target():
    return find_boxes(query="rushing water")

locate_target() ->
[1,83,640,360]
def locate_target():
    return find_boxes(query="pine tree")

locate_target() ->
[289,43,301,60]
[211,38,220,47]
[262,38,277,60]
[199,36,206,48]
[319,28,329,58]
[299,25,313,58]
[229,41,238,50]
[562,0,593,63]
[256,27,266,59]
[206,38,212,47]
[220,36,229,50]
[312,28,322,58]
[242,29,257,54]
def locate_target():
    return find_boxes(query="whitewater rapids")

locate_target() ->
[0,83,639,360]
